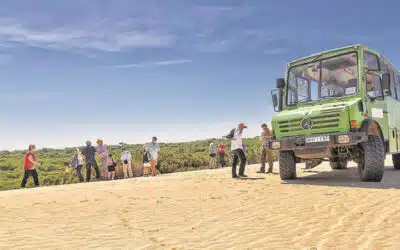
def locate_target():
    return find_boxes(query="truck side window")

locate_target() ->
[364,52,379,70]
[390,70,397,99]
[364,52,382,97]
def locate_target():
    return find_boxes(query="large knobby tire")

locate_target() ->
[358,136,385,182]
[330,159,348,170]
[392,154,400,170]
[279,151,297,180]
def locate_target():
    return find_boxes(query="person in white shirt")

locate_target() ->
[120,148,133,179]
[231,122,248,178]
[209,138,217,169]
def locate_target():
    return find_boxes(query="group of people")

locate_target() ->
[21,136,161,188]
[209,122,274,178]
[20,123,274,188]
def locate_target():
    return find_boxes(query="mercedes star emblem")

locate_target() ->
[301,118,313,129]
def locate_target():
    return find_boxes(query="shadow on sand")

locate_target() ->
[283,165,400,189]
[237,177,265,181]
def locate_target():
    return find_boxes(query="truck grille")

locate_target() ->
[278,113,341,133]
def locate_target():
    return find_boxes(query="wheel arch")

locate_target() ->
[359,118,384,141]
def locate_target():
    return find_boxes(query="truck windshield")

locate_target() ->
[287,52,358,105]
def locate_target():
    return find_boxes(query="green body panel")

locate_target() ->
[271,44,400,155]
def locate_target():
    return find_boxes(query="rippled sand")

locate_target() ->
[1,158,400,249]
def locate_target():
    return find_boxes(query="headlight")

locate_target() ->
[271,141,281,149]
[337,135,350,144]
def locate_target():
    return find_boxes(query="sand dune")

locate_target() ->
[1,159,400,249]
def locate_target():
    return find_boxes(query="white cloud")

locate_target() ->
[0,4,278,55]
[0,18,176,52]
[103,59,193,68]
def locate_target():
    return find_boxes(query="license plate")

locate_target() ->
[305,135,330,143]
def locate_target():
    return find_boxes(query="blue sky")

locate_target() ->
[1,0,399,150]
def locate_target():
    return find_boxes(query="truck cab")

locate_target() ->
[269,44,395,182]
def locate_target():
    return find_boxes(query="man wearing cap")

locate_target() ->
[209,138,217,169]
[96,138,109,180]
[82,140,100,182]
[145,136,160,176]
[231,123,248,178]
[258,123,274,173]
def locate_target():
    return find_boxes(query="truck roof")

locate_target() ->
[288,44,379,66]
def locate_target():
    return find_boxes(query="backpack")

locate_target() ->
[224,128,236,140]
[142,151,149,163]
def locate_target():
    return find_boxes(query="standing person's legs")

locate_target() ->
[237,149,247,176]
[232,150,239,178]
[21,170,30,188]
[101,158,108,179]
[209,156,215,169]
[32,169,39,187]
[220,153,226,167]
[258,148,267,173]
[150,160,157,176]
[122,162,128,179]
[86,162,92,182]
[93,161,100,179]
[267,150,274,173]
[127,161,133,177]
[76,165,84,182]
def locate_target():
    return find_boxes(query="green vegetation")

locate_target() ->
[0,137,278,191]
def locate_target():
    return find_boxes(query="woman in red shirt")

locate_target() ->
[218,144,226,168]
[21,144,40,188]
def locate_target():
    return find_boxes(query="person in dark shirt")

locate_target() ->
[81,140,100,182]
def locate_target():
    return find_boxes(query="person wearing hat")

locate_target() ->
[258,123,274,173]
[145,136,160,176]
[231,123,248,178]
[81,140,100,182]
[21,144,40,188]
[96,138,109,180]
[209,138,218,169]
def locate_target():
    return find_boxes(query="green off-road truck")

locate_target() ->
[269,44,400,182]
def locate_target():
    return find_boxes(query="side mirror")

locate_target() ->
[271,89,280,112]
[272,93,278,107]
[276,78,285,89]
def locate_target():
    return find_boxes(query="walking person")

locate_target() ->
[146,136,160,177]
[231,123,248,178]
[106,153,116,180]
[70,148,84,182]
[218,144,226,168]
[96,138,109,180]
[257,123,274,174]
[121,148,133,178]
[81,140,100,182]
[21,144,40,188]
[209,138,217,169]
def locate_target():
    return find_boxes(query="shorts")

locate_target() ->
[107,165,115,172]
